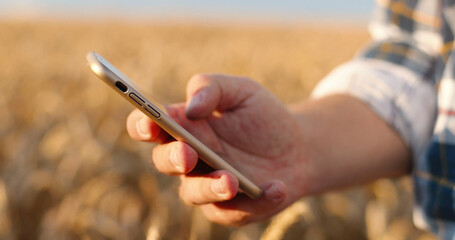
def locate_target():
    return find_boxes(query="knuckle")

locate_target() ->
[187,74,215,97]
[150,152,161,169]
[228,211,251,226]
[240,76,260,89]
[204,210,224,224]
[189,73,212,85]
[148,155,157,169]
[151,148,162,166]
[179,177,222,206]
[178,180,203,206]
[204,208,251,227]
[178,183,194,206]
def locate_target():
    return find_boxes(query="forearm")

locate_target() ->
[290,94,411,196]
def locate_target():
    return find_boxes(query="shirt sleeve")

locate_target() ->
[311,1,441,158]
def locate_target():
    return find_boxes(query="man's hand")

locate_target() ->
[126,74,307,226]
[126,74,411,226]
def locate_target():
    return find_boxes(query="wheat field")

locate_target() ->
[0,20,438,240]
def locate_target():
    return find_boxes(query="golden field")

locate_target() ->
[0,20,437,240]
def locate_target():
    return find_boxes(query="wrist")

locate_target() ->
[287,95,411,198]
[287,100,324,198]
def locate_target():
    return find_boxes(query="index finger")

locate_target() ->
[126,109,172,143]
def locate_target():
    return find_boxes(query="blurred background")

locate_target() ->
[0,0,439,239]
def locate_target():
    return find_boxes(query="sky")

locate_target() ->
[0,0,375,24]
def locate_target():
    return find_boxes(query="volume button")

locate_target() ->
[129,93,145,106]
[146,105,161,118]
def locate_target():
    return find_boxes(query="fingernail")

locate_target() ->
[186,91,205,116]
[264,183,285,203]
[170,148,183,172]
[137,117,151,138]
[211,178,227,196]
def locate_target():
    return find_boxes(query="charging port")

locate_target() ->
[115,81,128,92]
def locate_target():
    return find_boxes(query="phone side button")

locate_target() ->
[129,93,145,107]
[146,105,161,119]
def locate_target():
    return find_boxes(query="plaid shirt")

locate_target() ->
[312,0,455,238]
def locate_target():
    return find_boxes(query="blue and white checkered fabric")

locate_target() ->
[313,0,455,238]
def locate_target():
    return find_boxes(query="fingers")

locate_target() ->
[201,180,287,226]
[185,74,261,119]
[152,141,198,175]
[179,170,239,205]
[126,109,171,143]
[151,141,239,203]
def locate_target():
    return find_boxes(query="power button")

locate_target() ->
[146,105,161,119]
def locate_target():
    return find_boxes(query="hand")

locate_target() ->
[126,74,307,226]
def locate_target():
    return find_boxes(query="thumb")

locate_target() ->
[185,74,261,119]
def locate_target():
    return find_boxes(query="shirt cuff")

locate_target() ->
[311,59,437,159]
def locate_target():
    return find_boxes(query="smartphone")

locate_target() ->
[87,51,262,199]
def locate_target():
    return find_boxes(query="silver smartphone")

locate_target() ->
[86,51,262,199]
